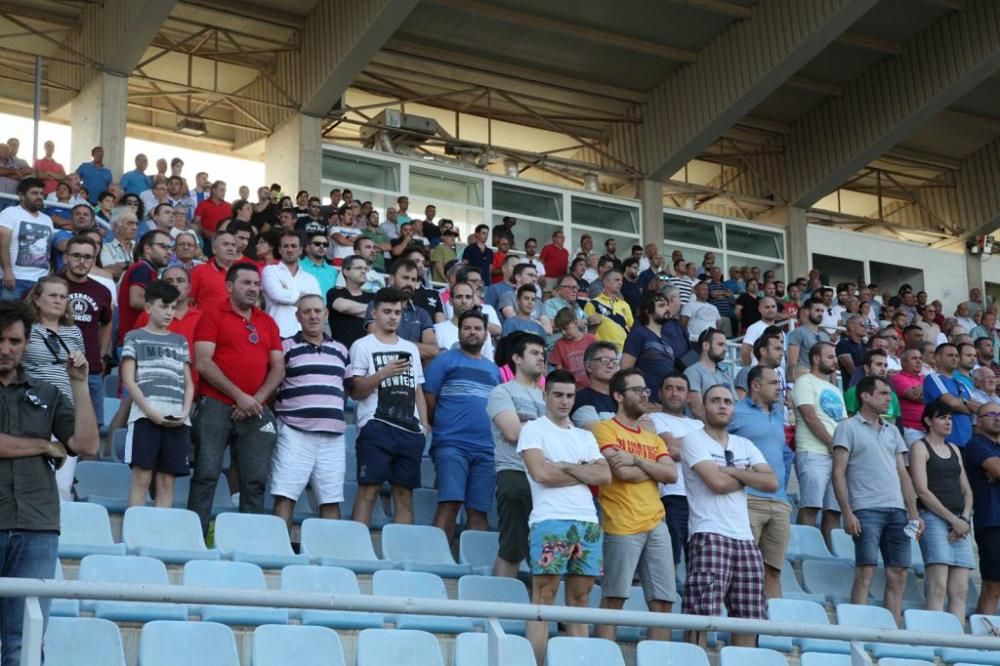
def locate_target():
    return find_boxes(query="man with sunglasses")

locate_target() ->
[300,231,338,300]
[62,235,113,424]
[116,230,172,349]
[592,368,677,642]
[189,263,283,534]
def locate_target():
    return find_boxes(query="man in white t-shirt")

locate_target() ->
[682,384,777,648]
[433,281,495,360]
[740,295,780,366]
[517,369,612,665]
[0,177,54,299]
[649,371,703,567]
[792,340,846,545]
[349,287,430,527]
[680,281,721,342]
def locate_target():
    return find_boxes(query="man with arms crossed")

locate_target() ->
[486,332,546,577]
[518,369,612,665]
[832,375,922,624]
[593,368,677,641]
[682,385,777,647]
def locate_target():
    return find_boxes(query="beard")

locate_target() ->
[459,337,484,353]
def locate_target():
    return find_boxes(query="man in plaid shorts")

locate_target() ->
[681,384,778,647]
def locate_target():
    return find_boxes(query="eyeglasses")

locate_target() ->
[591,357,620,367]
[311,242,329,248]
[245,321,259,344]
[622,386,651,397]
[124,201,139,207]
[151,242,172,250]
[560,284,579,290]
[66,252,95,261]
[41,329,71,365]
[981,412,1000,419]
[724,450,735,467]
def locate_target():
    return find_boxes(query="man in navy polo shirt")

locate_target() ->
[924,343,980,447]
[964,403,1000,614]
[461,224,493,281]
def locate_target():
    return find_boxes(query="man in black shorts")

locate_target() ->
[348,287,430,526]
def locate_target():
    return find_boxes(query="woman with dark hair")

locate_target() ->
[735,278,761,333]
[217,199,252,234]
[909,399,974,621]
[120,192,145,226]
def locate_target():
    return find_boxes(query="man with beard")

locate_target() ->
[682,385,776,647]
[924,343,979,448]
[117,230,172,347]
[620,257,642,315]
[741,296,781,367]
[364,259,437,362]
[403,247,446,324]
[685,328,735,420]
[621,289,684,398]
[0,177,54,299]
[786,298,831,380]
[52,204,97,272]
[424,310,501,544]
[189,264,284,533]
[593,368,677,642]
[349,287,430,527]
[434,281,495,360]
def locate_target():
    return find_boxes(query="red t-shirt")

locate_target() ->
[550,333,596,389]
[116,260,157,346]
[135,305,203,389]
[891,370,925,431]
[491,251,507,283]
[193,301,281,405]
[540,243,569,279]
[194,199,231,235]
[189,259,259,311]
[34,158,64,194]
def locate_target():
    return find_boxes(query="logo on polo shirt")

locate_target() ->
[260,421,275,434]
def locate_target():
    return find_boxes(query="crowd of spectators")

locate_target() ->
[0,137,999,662]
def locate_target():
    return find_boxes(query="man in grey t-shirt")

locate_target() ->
[485,333,546,577]
[684,328,734,420]
[786,298,830,378]
[832,375,920,623]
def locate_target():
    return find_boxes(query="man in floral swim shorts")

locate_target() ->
[517,369,612,665]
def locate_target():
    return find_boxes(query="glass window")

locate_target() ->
[492,215,561,253]
[570,197,638,234]
[321,152,398,191]
[492,182,563,221]
[409,167,483,207]
[664,213,722,249]
[725,225,783,259]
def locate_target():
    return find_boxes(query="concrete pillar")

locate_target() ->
[966,252,984,299]
[757,206,809,281]
[70,72,128,179]
[639,179,664,248]
[265,114,322,197]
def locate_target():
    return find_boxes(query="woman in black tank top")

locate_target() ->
[908,400,974,620]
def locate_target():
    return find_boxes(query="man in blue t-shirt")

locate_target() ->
[423,309,501,543]
[924,343,980,447]
[75,146,113,204]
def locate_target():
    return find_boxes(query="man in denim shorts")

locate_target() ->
[517,369,612,665]
[833,375,922,623]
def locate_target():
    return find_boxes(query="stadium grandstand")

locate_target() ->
[0,0,1000,664]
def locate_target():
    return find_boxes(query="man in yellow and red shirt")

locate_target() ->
[592,367,678,642]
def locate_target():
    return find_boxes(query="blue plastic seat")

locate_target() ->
[876,660,935,666]
[101,398,120,432]
[139,620,239,666]
[457,575,530,635]
[454,632,535,666]
[298,518,393,573]
[719,646,788,666]
[546,637,625,666]
[372,569,475,633]
[788,525,840,562]
[970,613,1000,637]
[802,559,856,605]
[280,565,383,629]
[50,560,79,617]
[103,372,119,398]
[381,524,473,578]
[835,603,935,660]
[74,461,133,512]
[870,568,926,610]
[44,617,126,666]
[904,609,1000,665]
[411,487,439,525]
[341,481,358,517]
[171,475,190,508]
[763,598,849,655]
[58,502,126,558]
[212,512,309,568]
[110,428,126,462]
[458,530,498,576]
[122,506,220,564]
[829,528,879,564]
[78,554,187,621]
[420,457,436,489]
[799,655,852,666]
[251,624,346,666]
[356,628,444,666]
[636,640,710,666]
[780,561,826,604]
[183,560,288,625]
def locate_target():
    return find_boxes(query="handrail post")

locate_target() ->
[20,596,42,666]
[486,617,506,666]
[850,640,873,666]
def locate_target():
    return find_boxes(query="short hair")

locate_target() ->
[451,280,475,297]
[512,263,535,280]
[278,229,301,244]
[475,224,489,234]
[554,307,577,330]
[228,221,251,236]
[152,202,173,218]
[583,340,618,368]
[622,257,639,271]
[516,283,536,299]
[17,177,44,195]
[958,342,975,356]
[921,398,954,426]
[746,365,768,390]
[342,254,366,271]
[975,336,993,350]
[353,235,374,251]
[390,258,418,276]
[661,371,689,389]
[65,235,96,253]
[609,368,644,400]
[698,327,723,352]
[373,287,406,307]
[144,280,180,305]
[0,299,32,339]
[455,265,482,283]
[862,349,887,366]
[225,263,259,283]
[753,333,781,360]
[135,230,168,262]
[509,332,546,361]
[808,341,834,365]
[935,342,957,356]
[545,369,577,390]
[458,308,488,329]
[856,375,889,400]
[903,324,922,336]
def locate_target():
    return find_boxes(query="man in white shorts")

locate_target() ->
[270,294,353,528]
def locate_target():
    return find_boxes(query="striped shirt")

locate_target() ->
[275,332,352,434]
[21,324,85,403]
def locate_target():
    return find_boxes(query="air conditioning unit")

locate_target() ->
[360,109,438,149]
[175,115,208,137]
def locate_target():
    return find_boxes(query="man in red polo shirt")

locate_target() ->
[117,230,172,348]
[193,180,230,240]
[540,229,569,284]
[188,263,284,533]
[189,230,243,311]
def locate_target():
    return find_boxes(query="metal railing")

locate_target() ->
[7,578,1000,666]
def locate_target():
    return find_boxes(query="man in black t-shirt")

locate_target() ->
[569,340,619,431]
[328,254,374,350]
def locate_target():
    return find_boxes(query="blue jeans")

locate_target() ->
[0,279,35,301]
[0,530,58,666]
[853,508,911,568]
[87,374,104,429]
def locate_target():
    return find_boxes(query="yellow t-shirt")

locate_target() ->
[584,293,633,349]
[592,418,669,535]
